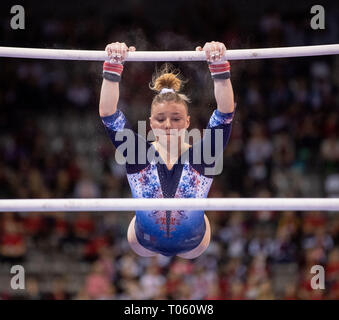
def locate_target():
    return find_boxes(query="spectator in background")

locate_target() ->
[0,213,26,264]
[327,247,339,299]
[139,264,166,299]
[44,277,71,300]
[84,261,114,300]
[24,277,43,300]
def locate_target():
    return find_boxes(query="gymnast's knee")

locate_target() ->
[177,215,211,259]
[127,216,157,257]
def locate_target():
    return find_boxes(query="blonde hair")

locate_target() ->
[149,64,190,114]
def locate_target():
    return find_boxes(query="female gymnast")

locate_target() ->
[99,41,235,259]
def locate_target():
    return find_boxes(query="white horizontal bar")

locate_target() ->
[0,198,338,212]
[0,44,339,61]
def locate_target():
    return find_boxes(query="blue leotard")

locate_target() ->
[101,108,234,256]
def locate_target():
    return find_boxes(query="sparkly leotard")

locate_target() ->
[101,108,234,256]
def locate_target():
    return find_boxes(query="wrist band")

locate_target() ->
[102,61,124,82]
[209,61,231,80]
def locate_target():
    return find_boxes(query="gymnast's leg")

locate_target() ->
[177,214,211,259]
[127,216,157,257]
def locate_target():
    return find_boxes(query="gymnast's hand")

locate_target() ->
[196,41,227,63]
[105,42,136,64]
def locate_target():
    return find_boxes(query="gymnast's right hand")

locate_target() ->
[105,42,136,64]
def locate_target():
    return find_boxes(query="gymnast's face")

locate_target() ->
[149,101,190,144]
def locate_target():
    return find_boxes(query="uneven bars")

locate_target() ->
[0,44,339,61]
[0,198,338,212]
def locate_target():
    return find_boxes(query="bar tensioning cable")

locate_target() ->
[0,44,339,61]
[0,198,338,212]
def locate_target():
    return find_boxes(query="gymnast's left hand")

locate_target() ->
[196,41,227,63]
[105,42,136,63]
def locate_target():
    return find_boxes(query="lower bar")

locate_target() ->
[0,198,338,212]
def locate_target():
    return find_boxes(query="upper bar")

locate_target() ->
[0,44,339,61]
[0,198,338,212]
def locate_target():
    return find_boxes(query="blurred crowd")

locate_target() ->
[0,1,339,299]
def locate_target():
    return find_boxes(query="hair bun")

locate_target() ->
[150,63,183,93]
[153,73,181,92]
[150,64,190,113]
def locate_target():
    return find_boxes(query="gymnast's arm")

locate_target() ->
[196,41,235,114]
[190,42,235,176]
[99,42,152,171]
[99,42,136,117]
[99,79,119,117]
[213,78,235,114]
